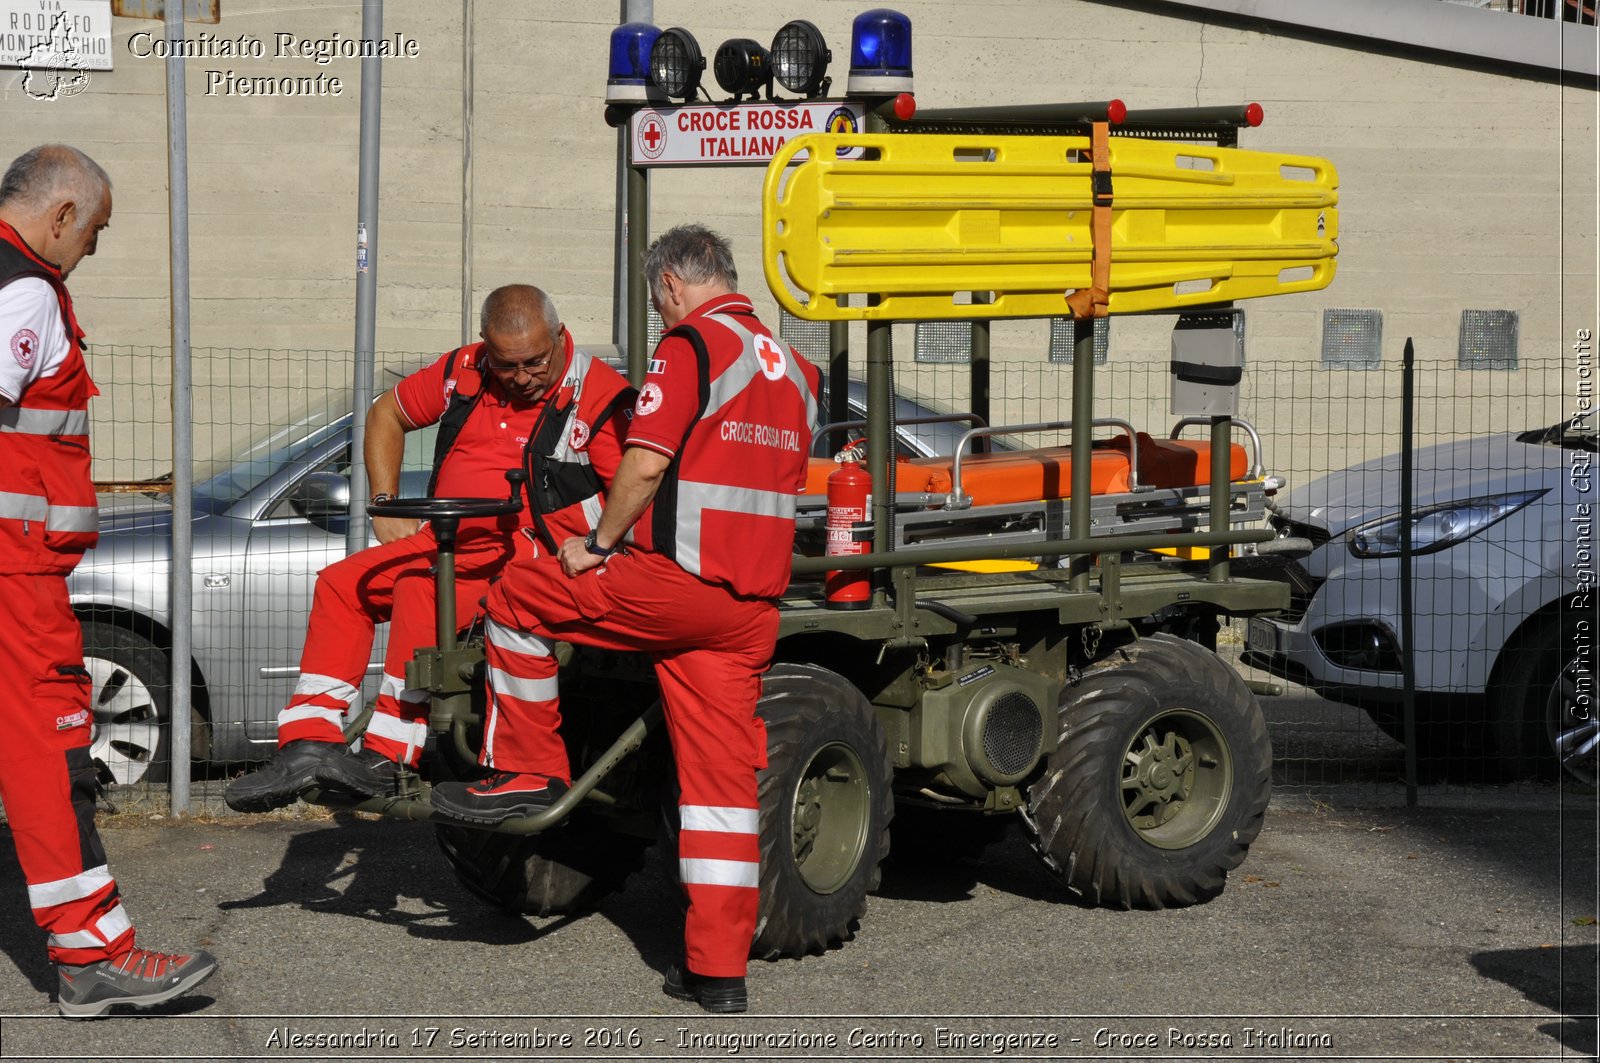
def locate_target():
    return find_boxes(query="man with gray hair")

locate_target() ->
[0,144,220,1017]
[431,225,821,1013]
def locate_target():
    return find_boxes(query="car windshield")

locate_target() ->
[192,391,350,510]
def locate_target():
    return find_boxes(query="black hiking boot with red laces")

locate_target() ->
[429,771,568,826]
[57,946,219,1019]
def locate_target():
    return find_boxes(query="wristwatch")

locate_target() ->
[370,493,394,505]
[584,530,615,558]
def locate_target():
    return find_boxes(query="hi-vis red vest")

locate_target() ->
[626,299,819,599]
[423,339,634,546]
[0,221,99,575]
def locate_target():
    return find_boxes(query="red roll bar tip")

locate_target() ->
[1245,102,1265,127]
[892,92,917,121]
[1106,98,1127,124]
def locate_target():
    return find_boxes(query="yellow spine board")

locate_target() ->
[763,132,1339,322]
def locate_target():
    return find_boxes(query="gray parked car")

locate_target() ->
[1243,417,1595,784]
[72,365,1002,785]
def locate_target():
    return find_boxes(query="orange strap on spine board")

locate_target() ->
[1063,120,1112,320]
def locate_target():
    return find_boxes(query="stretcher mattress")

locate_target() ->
[803,434,1249,505]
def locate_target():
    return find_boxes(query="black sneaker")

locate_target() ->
[223,740,342,812]
[57,946,219,1019]
[662,964,747,1014]
[315,747,403,799]
[429,772,567,826]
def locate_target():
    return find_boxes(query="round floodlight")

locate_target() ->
[771,19,831,96]
[847,8,912,96]
[606,22,663,104]
[714,37,769,97]
[649,27,704,100]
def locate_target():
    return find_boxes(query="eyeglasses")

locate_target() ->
[482,344,558,380]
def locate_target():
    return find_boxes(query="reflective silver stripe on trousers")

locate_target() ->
[380,671,429,705]
[28,865,114,909]
[0,407,89,435]
[49,903,132,951]
[679,805,759,834]
[679,856,760,888]
[485,617,552,658]
[288,672,361,705]
[671,479,798,576]
[363,709,429,748]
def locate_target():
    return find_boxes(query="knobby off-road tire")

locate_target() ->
[432,738,654,918]
[750,663,894,960]
[1025,634,1271,909]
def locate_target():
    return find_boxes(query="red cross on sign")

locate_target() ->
[755,335,786,380]
[636,112,667,161]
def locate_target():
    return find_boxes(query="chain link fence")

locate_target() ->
[77,346,1589,814]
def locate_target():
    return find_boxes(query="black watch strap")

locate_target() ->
[584,530,615,558]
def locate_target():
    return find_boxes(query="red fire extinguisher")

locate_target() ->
[825,442,872,610]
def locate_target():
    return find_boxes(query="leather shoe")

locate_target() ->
[662,964,747,1013]
[315,748,403,799]
[430,772,568,826]
[223,740,342,812]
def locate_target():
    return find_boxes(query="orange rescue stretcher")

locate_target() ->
[796,419,1266,571]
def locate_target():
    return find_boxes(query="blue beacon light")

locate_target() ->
[607,22,662,104]
[847,8,912,96]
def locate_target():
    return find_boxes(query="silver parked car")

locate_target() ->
[1243,417,1596,784]
[71,365,441,786]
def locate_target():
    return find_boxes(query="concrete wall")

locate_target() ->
[2,0,1594,474]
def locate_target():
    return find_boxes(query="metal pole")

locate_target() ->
[615,1,652,353]
[1069,316,1096,592]
[866,316,892,566]
[828,320,849,427]
[164,1,192,815]
[1400,338,1418,807]
[970,293,991,453]
[347,0,383,553]
[626,164,649,384]
[1208,414,1232,583]
[460,0,475,345]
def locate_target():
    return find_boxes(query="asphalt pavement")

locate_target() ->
[0,781,1593,1062]
[0,657,1595,1062]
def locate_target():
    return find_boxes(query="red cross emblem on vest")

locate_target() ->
[755,334,786,381]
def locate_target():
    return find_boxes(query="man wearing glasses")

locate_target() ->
[226,284,635,810]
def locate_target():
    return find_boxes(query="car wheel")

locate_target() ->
[1494,618,1596,786]
[80,621,170,786]
[1024,634,1272,908]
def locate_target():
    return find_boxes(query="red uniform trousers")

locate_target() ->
[0,574,135,966]
[483,549,775,978]
[276,525,517,765]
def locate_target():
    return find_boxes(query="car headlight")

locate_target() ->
[1348,489,1546,558]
